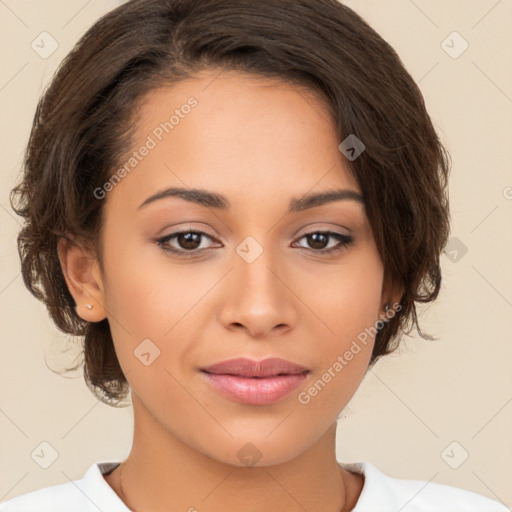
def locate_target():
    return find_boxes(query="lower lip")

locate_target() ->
[201,371,309,405]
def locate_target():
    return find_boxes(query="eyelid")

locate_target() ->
[154,222,216,238]
[295,223,352,238]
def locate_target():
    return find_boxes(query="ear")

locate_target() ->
[57,236,107,322]
[380,271,404,316]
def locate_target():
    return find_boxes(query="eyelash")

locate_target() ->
[155,229,354,257]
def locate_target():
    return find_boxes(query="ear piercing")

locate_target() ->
[85,304,93,310]
[377,302,391,333]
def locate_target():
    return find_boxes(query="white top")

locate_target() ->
[0,460,508,511]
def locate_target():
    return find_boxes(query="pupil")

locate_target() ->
[179,232,201,250]
[308,233,327,249]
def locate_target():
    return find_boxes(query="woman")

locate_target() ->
[1,0,507,510]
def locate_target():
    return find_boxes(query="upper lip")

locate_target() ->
[200,357,309,378]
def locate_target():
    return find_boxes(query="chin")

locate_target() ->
[196,430,321,468]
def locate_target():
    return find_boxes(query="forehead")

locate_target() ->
[137,69,338,148]
[107,70,360,212]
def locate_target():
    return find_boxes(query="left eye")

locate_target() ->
[156,230,354,256]
[292,231,354,254]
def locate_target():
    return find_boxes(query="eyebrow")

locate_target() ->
[138,187,364,212]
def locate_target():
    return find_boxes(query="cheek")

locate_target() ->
[310,250,384,344]
[101,243,226,391]
[101,235,210,337]
[269,266,379,429]
[302,250,383,397]
[297,299,377,425]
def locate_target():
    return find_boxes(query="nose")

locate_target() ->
[217,247,299,339]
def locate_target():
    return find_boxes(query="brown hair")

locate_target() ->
[11,0,450,406]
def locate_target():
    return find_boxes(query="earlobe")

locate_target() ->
[382,292,403,315]
[57,237,107,322]
[380,274,404,317]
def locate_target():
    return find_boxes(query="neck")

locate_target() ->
[105,396,363,512]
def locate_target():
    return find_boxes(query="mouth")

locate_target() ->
[202,372,308,378]
[200,357,309,378]
[200,357,310,405]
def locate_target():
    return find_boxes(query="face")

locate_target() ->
[88,70,389,466]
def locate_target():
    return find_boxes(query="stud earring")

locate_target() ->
[85,304,93,310]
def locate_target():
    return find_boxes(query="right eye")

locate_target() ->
[156,230,222,256]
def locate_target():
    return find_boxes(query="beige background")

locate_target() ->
[1,0,511,506]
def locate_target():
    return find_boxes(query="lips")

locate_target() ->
[200,357,309,378]
[200,357,310,405]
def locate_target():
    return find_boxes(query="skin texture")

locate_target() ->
[59,70,401,512]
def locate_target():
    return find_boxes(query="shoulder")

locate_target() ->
[0,462,127,512]
[343,461,509,512]
[0,481,86,512]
